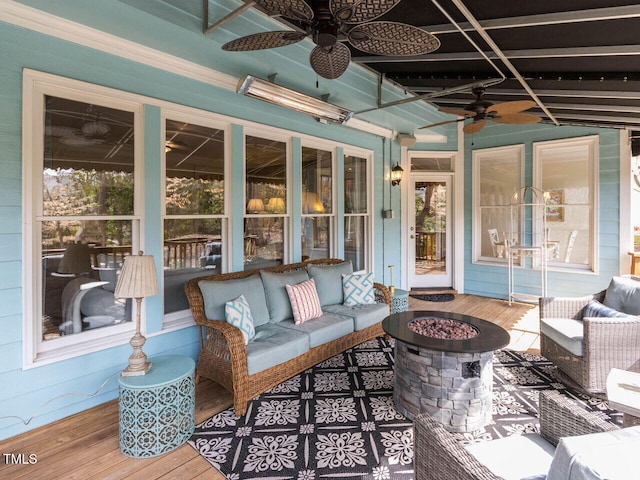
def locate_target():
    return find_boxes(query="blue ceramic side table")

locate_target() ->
[391,288,410,313]
[119,355,195,458]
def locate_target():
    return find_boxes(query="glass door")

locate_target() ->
[409,175,452,288]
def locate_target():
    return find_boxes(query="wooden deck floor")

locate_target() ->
[0,294,538,480]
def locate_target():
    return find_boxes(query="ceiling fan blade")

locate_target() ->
[492,112,543,125]
[486,100,536,115]
[331,0,402,24]
[417,118,465,129]
[438,107,476,117]
[463,120,487,134]
[309,43,351,79]
[348,22,440,56]
[222,31,306,51]
[254,0,314,21]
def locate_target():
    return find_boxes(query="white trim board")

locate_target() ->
[0,0,400,139]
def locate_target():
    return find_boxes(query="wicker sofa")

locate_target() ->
[539,275,640,394]
[185,258,391,416]
[414,390,620,480]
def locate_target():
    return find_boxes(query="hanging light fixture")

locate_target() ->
[391,164,404,186]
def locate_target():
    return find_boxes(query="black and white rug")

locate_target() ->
[189,337,621,479]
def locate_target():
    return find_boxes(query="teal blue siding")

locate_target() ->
[464,124,622,299]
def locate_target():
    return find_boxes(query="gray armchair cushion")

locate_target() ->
[603,276,640,315]
[540,317,584,357]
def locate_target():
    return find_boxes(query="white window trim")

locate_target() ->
[22,70,145,368]
[343,146,374,273]
[472,144,525,265]
[161,107,230,324]
[533,135,599,273]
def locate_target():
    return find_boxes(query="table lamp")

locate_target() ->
[114,251,159,376]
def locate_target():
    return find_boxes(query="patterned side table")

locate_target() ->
[119,355,195,458]
[391,288,409,313]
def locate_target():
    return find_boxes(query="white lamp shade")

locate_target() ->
[267,197,285,213]
[302,192,324,214]
[114,253,159,299]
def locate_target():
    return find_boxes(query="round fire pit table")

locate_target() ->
[383,310,510,432]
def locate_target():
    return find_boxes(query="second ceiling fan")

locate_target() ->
[221,0,440,79]
[419,87,543,134]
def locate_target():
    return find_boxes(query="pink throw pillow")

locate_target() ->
[285,278,323,325]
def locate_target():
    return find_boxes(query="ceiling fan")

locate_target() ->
[419,87,543,134]
[221,0,440,79]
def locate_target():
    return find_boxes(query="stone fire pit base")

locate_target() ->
[393,341,493,433]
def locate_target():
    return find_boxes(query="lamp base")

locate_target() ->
[121,361,152,377]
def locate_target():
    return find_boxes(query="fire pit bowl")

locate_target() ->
[382,310,510,432]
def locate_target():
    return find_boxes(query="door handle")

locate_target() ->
[410,234,414,239]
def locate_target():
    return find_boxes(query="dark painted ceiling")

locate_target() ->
[220,0,640,134]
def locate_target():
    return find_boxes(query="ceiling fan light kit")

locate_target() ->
[237,75,353,124]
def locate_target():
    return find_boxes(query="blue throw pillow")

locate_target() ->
[225,294,255,345]
[583,299,630,319]
[342,272,376,306]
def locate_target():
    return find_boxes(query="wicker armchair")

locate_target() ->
[414,390,618,480]
[539,281,640,394]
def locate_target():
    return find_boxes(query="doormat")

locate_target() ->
[188,337,621,479]
[410,293,455,302]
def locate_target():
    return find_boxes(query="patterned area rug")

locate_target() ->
[189,337,621,479]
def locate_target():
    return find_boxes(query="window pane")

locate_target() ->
[244,217,284,270]
[302,147,332,214]
[163,218,222,314]
[411,157,453,172]
[43,96,134,216]
[344,216,366,271]
[538,138,594,268]
[302,217,330,260]
[41,220,133,341]
[165,120,224,215]
[245,136,286,215]
[344,155,367,214]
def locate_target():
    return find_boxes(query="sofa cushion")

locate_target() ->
[246,323,310,375]
[540,317,584,357]
[583,299,631,319]
[307,261,353,306]
[224,295,255,345]
[603,276,640,315]
[465,434,555,480]
[277,313,354,348]
[342,272,375,306]
[198,274,270,327]
[547,425,640,480]
[260,269,309,323]
[323,302,389,331]
[286,278,323,324]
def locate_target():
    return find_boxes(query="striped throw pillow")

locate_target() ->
[224,294,255,345]
[342,272,376,306]
[285,278,323,325]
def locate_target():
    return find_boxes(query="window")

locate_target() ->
[344,153,370,271]
[534,136,598,270]
[163,115,227,314]
[301,145,333,260]
[244,135,288,270]
[24,71,143,364]
[472,145,524,263]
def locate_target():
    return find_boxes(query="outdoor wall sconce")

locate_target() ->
[391,164,404,186]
